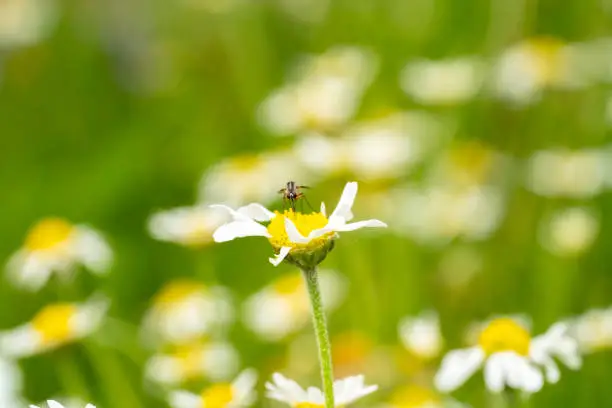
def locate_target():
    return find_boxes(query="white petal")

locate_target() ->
[510,356,544,393]
[47,402,65,408]
[168,391,201,408]
[320,202,327,217]
[484,353,508,393]
[213,221,271,243]
[232,368,258,403]
[209,204,252,222]
[85,405,96,408]
[237,203,275,222]
[0,325,42,358]
[8,252,54,291]
[333,219,387,232]
[269,247,292,266]
[72,227,113,273]
[330,182,358,221]
[435,347,484,392]
[283,218,310,244]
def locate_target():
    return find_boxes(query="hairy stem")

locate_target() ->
[303,267,335,408]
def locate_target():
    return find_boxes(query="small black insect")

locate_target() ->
[278,181,312,211]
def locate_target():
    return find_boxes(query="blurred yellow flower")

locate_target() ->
[244,270,346,341]
[142,279,234,346]
[7,217,113,291]
[0,297,108,358]
[145,340,240,385]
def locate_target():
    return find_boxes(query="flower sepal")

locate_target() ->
[276,238,336,269]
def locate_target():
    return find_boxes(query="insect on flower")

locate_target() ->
[278,181,312,211]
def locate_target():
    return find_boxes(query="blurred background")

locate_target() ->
[1,0,612,406]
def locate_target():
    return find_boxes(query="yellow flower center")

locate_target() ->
[295,404,324,408]
[267,210,332,250]
[154,280,205,307]
[201,383,234,408]
[31,303,78,344]
[389,384,440,408]
[526,37,565,84]
[478,318,531,356]
[25,218,74,251]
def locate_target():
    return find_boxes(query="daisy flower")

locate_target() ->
[147,205,230,247]
[0,0,57,49]
[491,37,582,105]
[538,207,599,257]
[0,296,108,358]
[398,311,443,360]
[383,384,448,408]
[435,317,581,394]
[266,372,378,407]
[168,369,257,408]
[569,307,612,353]
[526,148,607,198]
[257,46,378,136]
[198,150,310,207]
[7,217,113,291]
[211,181,386,269]
[400,56,485,105]
[30,401,95,408]
[142,279,234,346]
[145,340,240,385]
[243,270,346,341]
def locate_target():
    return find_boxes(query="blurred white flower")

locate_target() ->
[396,185,505,245]
[0,0,57,48]
[569,307,612,353]
[435,317,581,394]
[526,148,607,198]
[0,296,109,358]
[266,372,378,406]
[30,400,95,408]
[145,341,240,385]
[538,207,599,257]
[198,150,310,207]
[6,217,113,291]
[398,311,443,360]
[492,38,581,105]
[295,111,448,181]
[142,279,234,346]
[147,205,229,247]
[258,46,377,136]
[169,369,257,408]
[243,270,346,341]
[400,57,485,105]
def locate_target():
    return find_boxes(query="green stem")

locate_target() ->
[302,267,335,408]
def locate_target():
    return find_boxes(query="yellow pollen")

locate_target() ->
[273,273,304,295]
[389,384,440,408]
[295,404,324,408]
[25,218,74,251]
[31,303,78,344]
[478,318,531,356]
[201,383,234,408]
[154,280,205,307]
[267,210,332,250]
